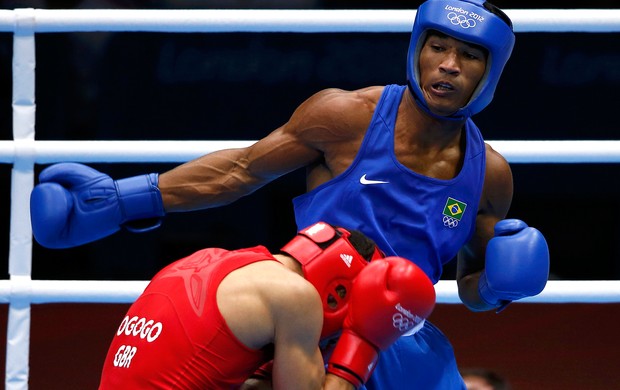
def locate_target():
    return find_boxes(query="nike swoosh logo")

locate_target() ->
[360,174,389,185]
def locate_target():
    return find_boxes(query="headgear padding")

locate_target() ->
[281,221,384,338]
[407,0,515,119]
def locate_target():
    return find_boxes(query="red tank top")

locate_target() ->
[99,246,276,389]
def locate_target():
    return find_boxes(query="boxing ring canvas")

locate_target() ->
[1,7,620,389]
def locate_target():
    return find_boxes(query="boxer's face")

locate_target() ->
[418,32,487,117]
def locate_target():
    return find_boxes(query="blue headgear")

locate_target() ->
[407,0,515,120]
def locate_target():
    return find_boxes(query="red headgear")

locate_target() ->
[281,221,384,338]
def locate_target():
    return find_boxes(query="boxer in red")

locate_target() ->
[98,221,436,389]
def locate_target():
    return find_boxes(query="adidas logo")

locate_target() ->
[340,254,353,267]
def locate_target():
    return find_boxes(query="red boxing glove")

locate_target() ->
[327,257,436,388]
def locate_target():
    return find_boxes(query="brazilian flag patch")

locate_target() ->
[443,197,467,221]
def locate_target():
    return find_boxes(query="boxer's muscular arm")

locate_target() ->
[158,126,319,212]
[219,262,352,390]
[456,144,513,311]
[159,87,374,212]
[29,88,377,248]
[270,278,353,390]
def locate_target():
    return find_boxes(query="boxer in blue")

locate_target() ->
[31,1,549,388]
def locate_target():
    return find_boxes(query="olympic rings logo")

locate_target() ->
[392,313,414,332]
[443,215,459,228]
[447,12,477,29]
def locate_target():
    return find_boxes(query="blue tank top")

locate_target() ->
[293,84,486,283]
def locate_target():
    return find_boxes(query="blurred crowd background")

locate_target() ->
[1,0,620,282]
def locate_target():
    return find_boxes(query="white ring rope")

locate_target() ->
[1,9,620,33]
[435,281,620,304]
[3,7,620,390]
[2,140,620,164]
[0,280,616,305]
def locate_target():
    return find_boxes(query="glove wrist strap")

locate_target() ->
[327,330,379,388]
[478,271,499,306]
[478,271,512,313]
[115,173,165,231]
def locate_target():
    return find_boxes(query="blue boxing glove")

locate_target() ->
[30,162,165,248]
[478,219,550,311]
